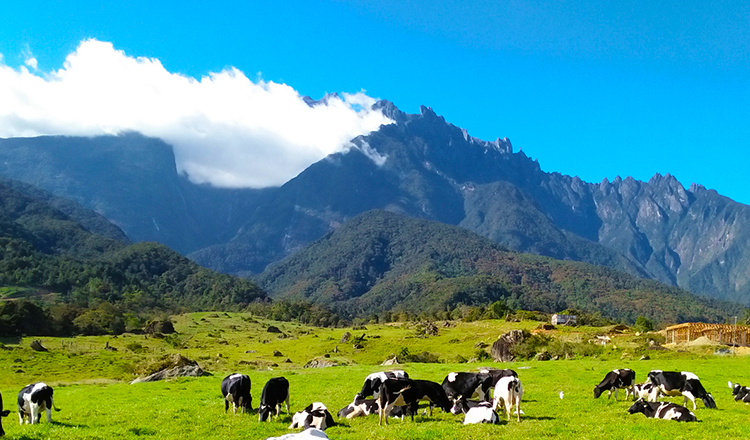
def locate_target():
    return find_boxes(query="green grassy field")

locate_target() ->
[0,313,748,439]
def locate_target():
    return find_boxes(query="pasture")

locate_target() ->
[0,313,748,439]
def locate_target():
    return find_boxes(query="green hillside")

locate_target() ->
[258,210,739,324]
[0,180,266,335]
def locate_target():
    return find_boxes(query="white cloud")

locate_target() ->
[0,39,393,188]
[24,57,38,70]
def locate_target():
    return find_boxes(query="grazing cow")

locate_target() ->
[729,381,750,403]
[442,372,494,403]
[356,370,409,399]
[0,391,11,437]
[593,369,636,401]
[492,376,523,422]
[264,428,329,440]
[289,403,335,430]
[336,396,409,419]
[221,373,252,414]
[17,383,59,425]
[259,377,291,422]
[634,382,661,401]
[377,379,451,425]
[647,370,716,410]
[628,398,697,422]
[461,401,500,425]
[478,368,518,384]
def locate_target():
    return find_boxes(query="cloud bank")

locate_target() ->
[0,40,393,187]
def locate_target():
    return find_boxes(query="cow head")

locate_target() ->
[258,405,273,422]
[593,386,604,399]
[627,399,648,415]
[450,395,467,415]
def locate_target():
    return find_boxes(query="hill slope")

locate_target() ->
[257,210,738,324]
[0,179,266,332]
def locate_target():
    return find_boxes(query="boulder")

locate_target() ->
[30,340,48,352]
[490,330,526,362]
[381,355,400,366]
[340,332,351,343]
[267,326,282,333]
[304,359,339,368]
[131,354,211,384]
[144,319,175,335]
[273,350,284,357]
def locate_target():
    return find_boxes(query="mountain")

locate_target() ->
[0,178,266,317]
[2,103,750,306]
[257,210,737,324]
[0,133,271,254]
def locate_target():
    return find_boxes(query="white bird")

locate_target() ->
[559,391,564,400]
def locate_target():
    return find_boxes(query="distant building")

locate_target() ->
[551,314,577,326]
[665,322,750,346]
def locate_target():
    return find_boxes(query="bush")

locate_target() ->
[634,316,654,333]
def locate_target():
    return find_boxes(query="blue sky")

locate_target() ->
[1,0,748,202]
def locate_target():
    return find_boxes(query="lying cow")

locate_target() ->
[357,370,409,399]
[221,373,252,414]
[377,379,451,425]
[337,396,409,419]
[0,391,11,436]
[729,381,750,403]
[289,403,335,430]
[493,376,523,422]
[462,401,500,425]
[647,370,716,410]
[259,377,290,422]
[593,369,636,401]
[442,372,494,403]
[628,398,697,422]
[264,428,329,440]
[18,383,59,425]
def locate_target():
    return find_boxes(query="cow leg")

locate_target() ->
[30,405,38,425]
[224,399,229,414]
[516,396,521,422]
[46,407,52,423]
[614,388,619,401]
[18,411,24,425]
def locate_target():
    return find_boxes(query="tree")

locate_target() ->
[634,316,654,333]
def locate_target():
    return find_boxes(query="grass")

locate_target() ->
[0,313,747,439]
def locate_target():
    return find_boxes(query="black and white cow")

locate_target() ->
[17,383,59,425]
[634,382,661,401]
[356,370,409,400]
[492,376,523,422]
[289,403,335,430]
[461,401,500,425]
[628,398,697,422]
[449,397,483,415]
[259,377,290,422]
[0,391,11,437]
[441,372,494,404]
[336,396,409,419]
[377,379,451,425]
[478,368,518,385]
[221,373,252,414]
[593,369,636,401]
[647,370,716,410]
[264,428,329,440]
[729,381,750,403]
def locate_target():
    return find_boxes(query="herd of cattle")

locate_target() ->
[0,366,746,438]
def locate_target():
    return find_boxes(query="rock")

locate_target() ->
[640,355,650,360]
[352,343,364,349]
[273,350,284,357]
[284,358,293,363]
[267,326,282,333]
[304,359,338,368]
[144,319,175,335]
[340,332,351,343]
[473,341,489,349]
[491,330,526,362]
[130,359,210,384]
[534,352,551,361]
[647,345,668,351]
[15,369,24,373]
[323,354,330,358]
[381,356,399,366]
[30,340,48,352]
[245,350,257,353]
[551,355,559,360]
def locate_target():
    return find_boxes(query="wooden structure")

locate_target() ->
[551,314,576,326]
[664,322,750,346]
